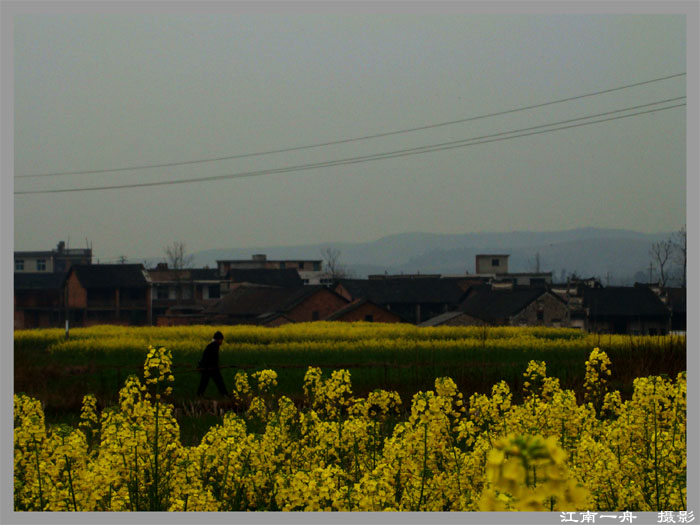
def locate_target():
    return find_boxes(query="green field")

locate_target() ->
[15,323,685,415]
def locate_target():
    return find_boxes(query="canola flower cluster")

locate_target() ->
[14,346,686,512]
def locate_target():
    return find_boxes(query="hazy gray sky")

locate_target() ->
[12,9,687,263]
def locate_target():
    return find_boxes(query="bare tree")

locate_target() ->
[650,239,673,288]
[165,241,194,270]
[164,242,194,303]
[671,226,687,288]
[320,247,350,281]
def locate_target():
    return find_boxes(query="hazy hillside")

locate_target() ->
[143,228,680,286]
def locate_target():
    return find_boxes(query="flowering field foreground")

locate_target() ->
[15,345,686,512]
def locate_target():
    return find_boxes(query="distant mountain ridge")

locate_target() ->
[142,228,680,286]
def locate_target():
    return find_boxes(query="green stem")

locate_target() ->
[153,382,160,511]
[652,380,660,511]
[65,454,78,511]
[417,423,428,511]
[33,443,45,511]
[445,416,462,497]
[221,442,232,508]
[133,433,139,511]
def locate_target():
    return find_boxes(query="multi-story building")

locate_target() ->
[147,263,221,325]
[14,241,92,274]
[64,264,152,327]
[475,254,510,275]
[473,254,552,286]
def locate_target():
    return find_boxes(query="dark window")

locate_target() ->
[280,262,286,269]
[37,259,46,271]
[312,310,320,321]
[208,284,220,299]
[537,310,544,321]
[365,314,374,322]
[299,262,304,269]
[157,286,169,300]
[15,259,24,271]
[492,259,500,266]
[313,262,321,271]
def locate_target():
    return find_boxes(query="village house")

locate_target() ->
[472,254,553,287]
[222,268,304,293]
[14,273,65,329]
[421,284,569,327]
[15,240,92,274]
[334,277,468,324]
[204,284,350,326]
[632,283,686,334]
[14,241,94,329]
[147,264,222,326]
[216,254,328,285]
[64,264,152,327]
[549,277,603,330]
[324,298,403,323]
[582,286,670,335]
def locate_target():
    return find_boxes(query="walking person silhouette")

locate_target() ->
[196,331,230,398]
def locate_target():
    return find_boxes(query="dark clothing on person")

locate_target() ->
[199,339,221,369]
[197,338,228,397]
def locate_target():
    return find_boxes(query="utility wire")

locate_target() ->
[14,99,685,195]
[16,72,686,178]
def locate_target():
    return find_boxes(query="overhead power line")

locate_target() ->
[14,98,685,196]
[16,72,686,178]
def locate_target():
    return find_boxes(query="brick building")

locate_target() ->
[14,273,65,329]
[429,284,570,327]
[324,299,403,323]
[64,264,152,327]
[204,284,349,326]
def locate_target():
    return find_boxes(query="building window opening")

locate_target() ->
[15,259,24,271]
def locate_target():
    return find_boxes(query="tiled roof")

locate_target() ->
[70,264,150,289]
[148,268,219,281]
[458,285,552,323]
[207,285,330,316]
[336,278,466,305]
[14,272,66,291]
[190,268,220,280]
[418,311,468,327]
[227,268,303,288]
[583,287,670,318]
